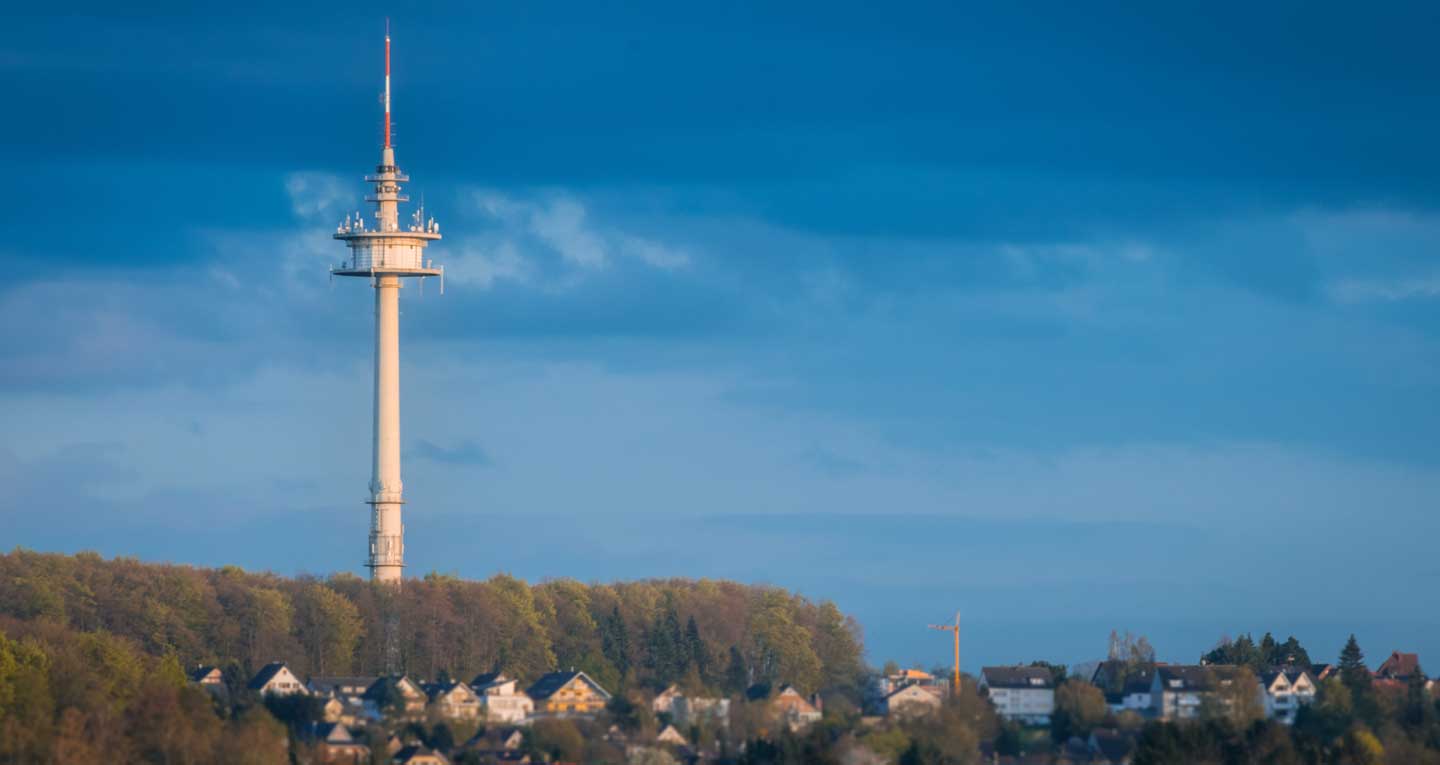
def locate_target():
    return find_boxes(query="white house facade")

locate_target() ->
[1260,669,1316,724]
[247,662,308,697]
[980,667,1056,725]
[471,673,535,724]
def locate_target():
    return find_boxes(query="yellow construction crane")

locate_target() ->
[928,611,961,696]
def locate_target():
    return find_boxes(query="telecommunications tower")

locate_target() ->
[332,27,442,584]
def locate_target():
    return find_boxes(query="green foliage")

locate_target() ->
[993,721,1023,756]
[1051,678,1108,742]
[528,717,585,762]
[895,705,982,765]
[1198,667,1265,728]
[1338,634,1382,726]
[0,549,864,701]
[600,604,632,683]
[749,591,824,693]
[1202,630,1314,671]
[0,549,875,762]
[294,581,364,675]
[0,621,290,763]
[646,598,688,686]
[725,645,750,695]
[1340,634,1367,678]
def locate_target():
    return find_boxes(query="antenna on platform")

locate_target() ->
[383,19,392,150]
[332,24,443,585]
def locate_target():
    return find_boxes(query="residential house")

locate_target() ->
[248,662,308,697]
[652,683,730,727]
[1259,669,1316,724]
[1091,662,1155,716]
[392,745,450,765]
[526,670,612,717]
[653,684,683,716]
[874,668,936,698]
[657,724,688,746]
[765,684,823,732]
[472,672,536,723]
[310,676,381,698]
[980,666,1056,725]
[423,680,483,721]
[673,694,731,727]
[1376,651,1422,681]
[1310,663,1339,682]
[364,675,428,719]
[311,722,370,765]
[459,726,528,763]
[189,665,224,686]
[318,696,346,724]
[309,676,379,726]
[1150,665,1247,721]
[881,683,942,718]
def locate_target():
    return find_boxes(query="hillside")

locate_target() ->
[0,548,865,697]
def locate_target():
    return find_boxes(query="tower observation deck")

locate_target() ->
[331,28,441,584]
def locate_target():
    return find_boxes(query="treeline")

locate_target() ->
[0,548,865,697]
[0,621,289,763]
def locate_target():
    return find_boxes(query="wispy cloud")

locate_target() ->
[412,439,494,467]
[1327,275,1440,303]
[285,172,350,222]
[453,190,692,290]
[799,445,867,477]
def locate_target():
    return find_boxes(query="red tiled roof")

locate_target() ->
[1376,651,1421,680]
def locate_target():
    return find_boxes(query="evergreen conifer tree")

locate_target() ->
[601,605,631,680]
[685,615,709,682]
[1339,635,1366,678]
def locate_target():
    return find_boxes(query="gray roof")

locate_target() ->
[470,671,508,687]
[981,666,1056,689]
[1091,660,1155,696]
[307,676,379,696]
[421,680,475,701]
[188,665,220,683]
[1156,665,1247,692]
[363,675,423,701]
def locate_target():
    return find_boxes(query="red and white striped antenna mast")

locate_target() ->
[384,18,392,149]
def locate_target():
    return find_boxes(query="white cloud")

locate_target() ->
[285,172,350,222]
[619,235,691,270]
[465,189,693,287]
[446,241,533,289]
[530,198,608,269]
[1327,275,1440,303]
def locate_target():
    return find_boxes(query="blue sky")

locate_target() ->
[4,1,1440,672]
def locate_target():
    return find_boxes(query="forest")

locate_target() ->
[0,548,866,763]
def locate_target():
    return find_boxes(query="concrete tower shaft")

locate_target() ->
[331,30,442,584]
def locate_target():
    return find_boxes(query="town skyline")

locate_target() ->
[5,1,1440,675]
